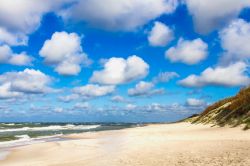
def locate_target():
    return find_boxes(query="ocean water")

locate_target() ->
[0,122,141,148]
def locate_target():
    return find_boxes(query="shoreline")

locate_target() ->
[0,123,145,161]
[0,123,141,144]
[0,135,72,162]
[0,123,144,150]
[1,122,250,166]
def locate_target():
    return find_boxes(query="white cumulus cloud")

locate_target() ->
[74,102,91,110]
[148,21,174,47]
[0,69,53,99]
[125,104,137,111]
[128,81,164,97]
[0,27,27,46]
[153,71,179,83]
[179,62,250,87]
[0,0,73,45]
[54,107,64,113]
[58,94,79,103]
[186,98,206,107]
[0,45,32,66]
[111,95,129,103]
[39,31,91,75]
[185,0,250,34]
[165,38,208,65]
[60,0,178,31]
[90,55,149,85]
[72,84,115,98]
[0,83,22,99]
[219,19,250,64]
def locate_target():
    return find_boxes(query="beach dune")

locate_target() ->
[1,122,250,166]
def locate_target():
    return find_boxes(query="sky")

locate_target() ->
[0,0,250,122]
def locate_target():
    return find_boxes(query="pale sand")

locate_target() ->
[1,122,250,166]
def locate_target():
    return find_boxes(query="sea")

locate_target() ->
[0,122,141,149]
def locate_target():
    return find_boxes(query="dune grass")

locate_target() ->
[186,86,250,129]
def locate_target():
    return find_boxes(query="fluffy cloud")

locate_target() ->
[39,31,91,75]
[144,103,168,112]
[179,62,250,87]
[127,71,178,97]
[90,55,149,85]
[153,71,179,83]
[54,107,64,113]
[74,102,91,110]
[111,95,129,103]
[0,45,32,66]
[72,84,115,98]
[58,94,79,103]
[165,38,208,65]
[60,0,178,31]
[121,102,203,114]
[186,98,206,107]
[185,0,250,34]
[219,19,250,64]
[59,84,116,102]
[0,83,22,99]
[0,27,27,46]
[67,101,206,117]
[0,0,73,45]
[128,81,164,97]
[128,81,153,96]
[125,104,137,111]
[0,69,52,99]
[8,52,32,66]
[148,21,174,46]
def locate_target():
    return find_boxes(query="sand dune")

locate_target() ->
[1,122,250,166]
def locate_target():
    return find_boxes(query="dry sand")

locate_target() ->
[0,122,250,166]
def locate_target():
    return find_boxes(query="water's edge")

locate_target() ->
[0,122,144,160]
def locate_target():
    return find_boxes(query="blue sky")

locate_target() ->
[0,0,250,122]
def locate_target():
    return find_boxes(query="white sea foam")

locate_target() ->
[0,124,101,149]
[0,134,64,149]
[3,123,15,126]
[0,125,100,133]
[15,135,31,141]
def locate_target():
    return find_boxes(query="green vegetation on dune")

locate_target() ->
[185,87,250,130]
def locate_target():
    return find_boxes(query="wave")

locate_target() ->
[1,123,15,126]
[15,134,31,141]
[0,134,64,148]
[0,124,101,133]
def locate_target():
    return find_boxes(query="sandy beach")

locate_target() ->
[0,122,249,166]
